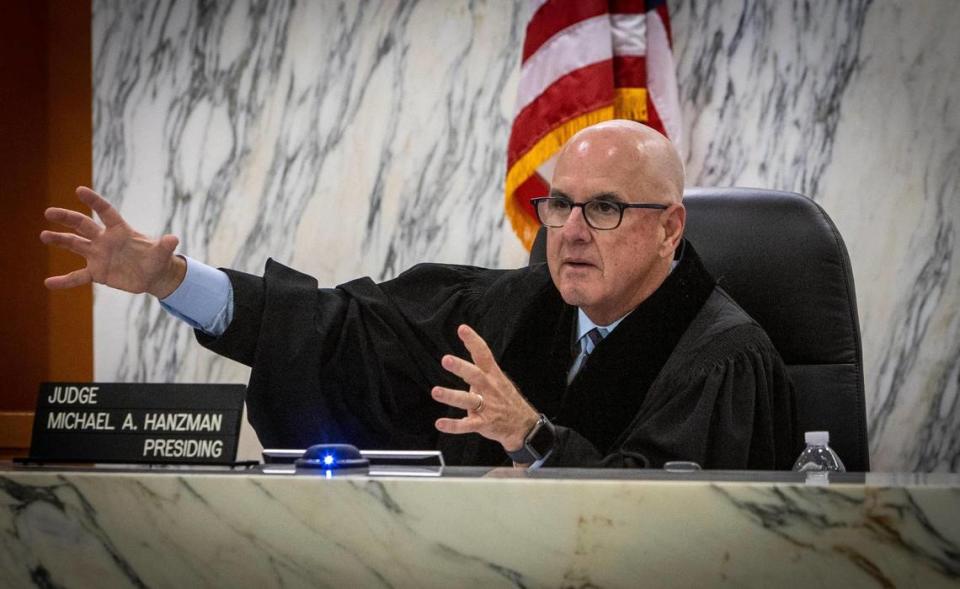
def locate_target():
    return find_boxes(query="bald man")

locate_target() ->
[42,120,797,469]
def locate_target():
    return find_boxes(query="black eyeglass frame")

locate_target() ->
[530,196,669,230]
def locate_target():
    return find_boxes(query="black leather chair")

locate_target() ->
[530,187,870,471]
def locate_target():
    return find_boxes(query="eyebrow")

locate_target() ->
[549,189,625,203]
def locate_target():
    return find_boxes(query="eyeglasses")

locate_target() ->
[530,196,669,230]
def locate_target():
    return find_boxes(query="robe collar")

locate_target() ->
[555,239,717,452]
[471,239,716,463]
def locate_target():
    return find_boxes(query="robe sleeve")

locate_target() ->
[194,257,795,468]
[542,325,798,470]
[195,259,523,450]
[697,336,799,470]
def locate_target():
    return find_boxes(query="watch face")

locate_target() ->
[527,418,556,457]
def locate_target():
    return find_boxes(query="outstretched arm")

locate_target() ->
[40,186,186,297]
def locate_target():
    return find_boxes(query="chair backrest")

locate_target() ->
[529,187,870,471]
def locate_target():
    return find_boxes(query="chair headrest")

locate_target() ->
[683,187,861,366]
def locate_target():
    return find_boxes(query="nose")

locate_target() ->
[560,206,592,242]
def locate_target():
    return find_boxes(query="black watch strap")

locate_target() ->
[507,414,557,464]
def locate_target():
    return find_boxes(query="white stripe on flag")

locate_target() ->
[646,9,683,147]
[515,14,613,115]
[611,13,646,57]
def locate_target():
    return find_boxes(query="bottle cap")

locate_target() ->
[805,431,829,445]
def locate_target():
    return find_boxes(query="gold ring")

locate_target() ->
[473,394,484,413]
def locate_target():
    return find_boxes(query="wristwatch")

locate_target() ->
[507,414,557,464]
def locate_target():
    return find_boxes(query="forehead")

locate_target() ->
[551,140,649,201]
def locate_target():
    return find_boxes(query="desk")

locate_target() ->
[1,466,958,587]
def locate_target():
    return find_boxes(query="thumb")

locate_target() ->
[157,234,180,254]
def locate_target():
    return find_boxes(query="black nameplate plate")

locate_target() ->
[29,382,245,465]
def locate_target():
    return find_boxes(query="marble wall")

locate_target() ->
[91,0,960,471]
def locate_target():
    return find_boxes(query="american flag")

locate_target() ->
[505,0,682,249]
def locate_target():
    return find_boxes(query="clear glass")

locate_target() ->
[792,443,846,472]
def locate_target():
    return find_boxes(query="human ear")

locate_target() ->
[658,204,685,258]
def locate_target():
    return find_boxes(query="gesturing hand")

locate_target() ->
[432,324,540,453]
[40,187,186,298]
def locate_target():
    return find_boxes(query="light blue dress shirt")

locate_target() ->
[159,256,234,336]
[566,309,627,384]
[574,308,627,345]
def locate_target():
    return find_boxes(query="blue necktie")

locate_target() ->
[567,327,607,384]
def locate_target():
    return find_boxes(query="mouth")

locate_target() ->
[561,258,597,270]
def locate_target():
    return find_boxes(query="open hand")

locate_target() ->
[40,186,185,297]
[432,324,540,454]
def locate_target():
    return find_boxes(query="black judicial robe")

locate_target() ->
[197,241,798,469]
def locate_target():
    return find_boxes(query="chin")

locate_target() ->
[557,283,597,309]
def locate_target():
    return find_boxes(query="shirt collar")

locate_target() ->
[576,308,628,341]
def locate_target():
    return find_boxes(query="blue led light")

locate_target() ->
[295,444,368,473]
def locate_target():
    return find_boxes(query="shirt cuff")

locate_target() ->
[159,256,234,336]
[527,448,554,470]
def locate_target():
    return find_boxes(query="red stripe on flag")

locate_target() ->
[522,0,608,64]
[613,55,647,88]
[508,60,614,166]
[610,0,645,14]
[514,172,551,220]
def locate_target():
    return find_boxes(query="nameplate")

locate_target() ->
[29,382,245,465]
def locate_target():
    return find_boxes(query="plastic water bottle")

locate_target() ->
[792,431,846,472]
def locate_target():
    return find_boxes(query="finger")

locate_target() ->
[435,416,483,435]
[431,386,482,411]
[40,230,92,256]
[457,324,500,374]
[44,207,103,239]
[76,186,124,227]
[44,268,92,290]
[157,234,180,255]
[440,354,488,388]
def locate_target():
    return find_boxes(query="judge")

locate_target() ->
[41,120,797,469]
